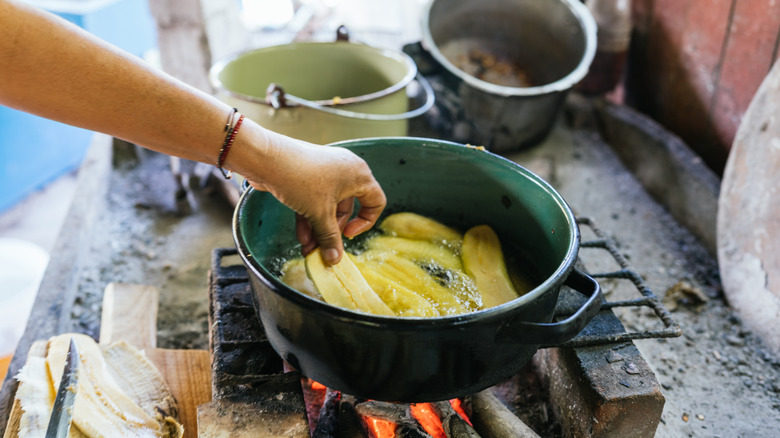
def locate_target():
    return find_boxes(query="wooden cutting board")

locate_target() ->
[2,283,212,438]
[717,58,780,356]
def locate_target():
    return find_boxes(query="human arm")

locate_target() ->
[0,0,385,264]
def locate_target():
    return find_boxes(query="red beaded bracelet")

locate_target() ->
[217,110,244,179]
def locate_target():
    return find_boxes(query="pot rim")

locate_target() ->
[208,41,418,108]
[232,137,581,327]
[420,0,597,97]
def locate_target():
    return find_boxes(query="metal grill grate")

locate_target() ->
[554,217,682,348]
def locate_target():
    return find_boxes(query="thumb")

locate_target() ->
[310,216,345,265]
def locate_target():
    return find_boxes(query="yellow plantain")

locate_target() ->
[461,225,519,308]
[305,248,395,316]
[365,235,463,271]
[352,257,441,317]
[357,250,472,315]
[379,212,463,250]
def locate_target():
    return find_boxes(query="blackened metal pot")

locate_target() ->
[233,137,601,402]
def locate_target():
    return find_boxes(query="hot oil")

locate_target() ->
[503,242,545,298]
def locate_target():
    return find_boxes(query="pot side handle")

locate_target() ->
[497,268,602,345]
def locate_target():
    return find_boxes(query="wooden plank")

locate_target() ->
[99,282,159,349]
[148,349,212,438]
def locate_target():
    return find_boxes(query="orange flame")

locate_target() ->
[366,417,398,438]
[450,398,473,426]
[310,380,327,391]
[410,403,446,438]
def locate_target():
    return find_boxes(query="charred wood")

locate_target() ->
[355,400,430,438]
[312,388,341,438]
[339,394,370,438]
[432,401,481,438]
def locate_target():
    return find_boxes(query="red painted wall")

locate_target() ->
[623,0,780,174]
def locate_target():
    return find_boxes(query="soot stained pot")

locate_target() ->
[233,137,601,402]
[421,0,597,152]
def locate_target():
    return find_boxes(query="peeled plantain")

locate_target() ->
[353,258,441,317]
[15,343,53,438]
[305,247,395,316]
[379,212,463,250]
[461,225,520,308]
[365,235,463,271]
[357,250,473,315]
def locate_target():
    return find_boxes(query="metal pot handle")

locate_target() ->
[497,268,602,345]
[265,72,435,121]
[265,25,435,121]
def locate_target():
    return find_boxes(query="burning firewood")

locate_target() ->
[431,401,481,437]
[355,400,429,437]
[312,387,341,438]
[339,394,370,438]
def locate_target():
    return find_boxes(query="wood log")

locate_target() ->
[463,390,541,438]
[355,400,429,438]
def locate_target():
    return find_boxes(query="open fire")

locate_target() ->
[301,377,474,437]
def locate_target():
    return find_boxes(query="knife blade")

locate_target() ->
[46,338,80,438]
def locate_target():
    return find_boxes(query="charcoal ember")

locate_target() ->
[338,394,369,438]
[432,401,480,437]
[312,388,341,438]
[355,400,430,438]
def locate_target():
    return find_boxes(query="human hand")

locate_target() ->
[242,136,386,265]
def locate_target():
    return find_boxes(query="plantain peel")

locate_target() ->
[462,225,520,308]
[15,333,184,438]
[305,247,395,316]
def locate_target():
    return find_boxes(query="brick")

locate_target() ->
[534,343,665,438]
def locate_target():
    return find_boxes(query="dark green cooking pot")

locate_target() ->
[232,137,601,402]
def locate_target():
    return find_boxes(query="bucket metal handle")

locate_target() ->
[265,72,435,121]
[495,268,603,345]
